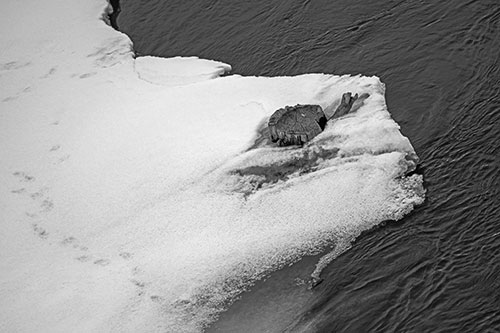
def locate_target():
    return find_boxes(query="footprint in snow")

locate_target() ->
[32,223,48,239]
[49,145,60,152]
[94,259,111,266]
[119,252,133,260]
[40,67,57,79]
[13,171,35,182]
[0,61,31,71]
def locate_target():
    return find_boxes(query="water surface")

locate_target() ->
[117,0,500,331]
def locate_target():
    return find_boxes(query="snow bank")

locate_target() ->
[135,56,232,86]
[0,0,424,332]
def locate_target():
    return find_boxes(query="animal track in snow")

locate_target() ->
[32,223,48,239]
[2,96,17,102]
[60,237,112,267]
[2,86,33,102]
[12,172,116,269]
[49,145,61,152]
[13,171,35,182]
[94,259,111,266]
[150,295,164,303]
[57,154,70,163]
[129,266,148,296]
[119,252,133,260]
[131,279,145,288]
[40,199,54,212]
[0,61,31,71]
[76,255,91,262]
[40,67,57,79]
[79,72,97,79]
[48,144,70,163]
[12,173,56,244]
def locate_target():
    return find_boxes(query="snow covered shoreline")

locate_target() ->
[0,1,424,331]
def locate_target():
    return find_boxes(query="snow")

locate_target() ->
[0,0,424,332]
[135,56,232,86]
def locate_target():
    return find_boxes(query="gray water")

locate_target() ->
[117,0,500,331]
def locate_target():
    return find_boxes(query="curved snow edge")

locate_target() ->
[102,0,232,87]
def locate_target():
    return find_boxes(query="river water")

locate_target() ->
[116,0,499,331]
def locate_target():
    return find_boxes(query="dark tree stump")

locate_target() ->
[268,92,358,146]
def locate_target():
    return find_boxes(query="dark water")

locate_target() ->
[117,0,500,331]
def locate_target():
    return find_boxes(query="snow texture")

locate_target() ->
[135,56,232,86]
[0,0,425,332]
